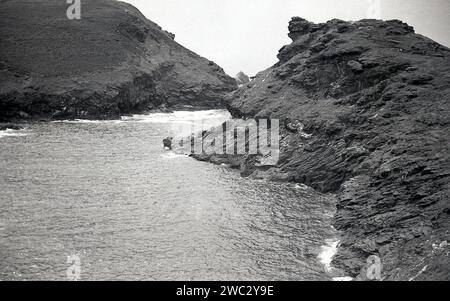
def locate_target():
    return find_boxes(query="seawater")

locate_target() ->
[0,110,337,280]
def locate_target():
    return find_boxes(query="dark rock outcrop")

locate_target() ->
[199,17,450,280]
[0,124,23,131]
[0,0,237,121]
[163,137,173,150]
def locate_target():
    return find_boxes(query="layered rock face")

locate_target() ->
[202,17,450,280]
[0,0,236,120]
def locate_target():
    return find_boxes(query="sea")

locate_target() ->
[0,110,339,280]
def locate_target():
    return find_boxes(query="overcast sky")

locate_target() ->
[125,0,450,76]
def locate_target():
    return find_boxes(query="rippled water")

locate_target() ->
[0,110,337,281]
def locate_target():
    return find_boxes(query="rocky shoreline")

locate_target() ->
[191,17,450,280]
[0,0,236,122]
[0,124,23,131]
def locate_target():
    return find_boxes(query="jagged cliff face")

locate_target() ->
[0,0,237,120]
[222,18,450,280]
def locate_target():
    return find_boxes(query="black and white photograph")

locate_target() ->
[0,0,449,285]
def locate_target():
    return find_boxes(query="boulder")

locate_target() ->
[235,72,250,86]
[163,137,173,150]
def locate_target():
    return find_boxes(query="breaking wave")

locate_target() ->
[318,239,339,272]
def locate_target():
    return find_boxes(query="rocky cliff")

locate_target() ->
[0,0,237,121]
[198,17,450,280]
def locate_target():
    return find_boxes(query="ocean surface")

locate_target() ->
[0,110,337,281]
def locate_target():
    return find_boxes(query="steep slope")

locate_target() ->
[0,0,237,120]
[200,18,450,280]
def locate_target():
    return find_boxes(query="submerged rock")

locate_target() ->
[220,17,450,280]
[0,0,237,121]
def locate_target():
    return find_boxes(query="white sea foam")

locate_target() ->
[122,110,231,124]
[160,152,188,160]
[0,129,28,139]
[124,110,232,138]
[52,119,123,124]
[318,238,355,281]
[318,239,339,272]
[53,110,231,128]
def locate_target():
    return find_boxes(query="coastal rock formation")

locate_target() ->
[199,17,450,280]
[0,124,23,131]
[235,71,251,86]
[0,0,237,121]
